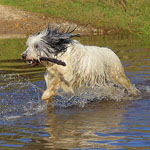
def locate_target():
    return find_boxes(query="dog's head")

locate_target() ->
[22,25,80,66]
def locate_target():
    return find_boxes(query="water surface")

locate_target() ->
[0,35,150,149]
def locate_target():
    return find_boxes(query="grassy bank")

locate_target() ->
[0,0,150,35]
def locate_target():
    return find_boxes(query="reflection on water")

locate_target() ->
[0,35,150,149]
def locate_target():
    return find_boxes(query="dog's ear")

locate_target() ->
[41,26,80,54]
[45,26,80,44]
[59,26,80,40]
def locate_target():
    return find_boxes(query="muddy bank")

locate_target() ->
[0,5,99,39]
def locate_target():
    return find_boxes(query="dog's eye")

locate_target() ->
[34,44,39,49]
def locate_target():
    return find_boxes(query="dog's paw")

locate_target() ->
[128,87,141,97]
[41,89,55,101]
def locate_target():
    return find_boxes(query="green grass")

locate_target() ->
[0,0,150,35]
[0,38,25,60]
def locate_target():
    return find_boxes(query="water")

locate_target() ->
[0,35,150,149]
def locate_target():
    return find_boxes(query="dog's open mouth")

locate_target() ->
[24,57,66,67]
[26,59,40,66]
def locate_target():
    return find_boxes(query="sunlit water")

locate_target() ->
[0,35,150,149]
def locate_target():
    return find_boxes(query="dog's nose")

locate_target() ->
[22,53,27,60]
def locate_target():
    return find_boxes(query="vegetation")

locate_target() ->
[0,39,25,59]
[0,0,150,34]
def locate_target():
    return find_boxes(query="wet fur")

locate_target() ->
[22,26,138,102]
[42,40,138,101]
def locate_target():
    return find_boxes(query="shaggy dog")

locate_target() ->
[22,26,138,102]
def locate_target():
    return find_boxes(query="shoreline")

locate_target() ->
[0,1,149,39]
[0,5,101,39]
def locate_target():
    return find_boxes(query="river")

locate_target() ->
[0,35,150,149]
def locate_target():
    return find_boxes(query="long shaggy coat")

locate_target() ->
[22,26,138,101]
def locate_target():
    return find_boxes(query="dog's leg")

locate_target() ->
[41,81,58,101]
[41,71,59,101]
[60,81,74,94]
[111,72,139,96]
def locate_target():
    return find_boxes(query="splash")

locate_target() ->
[53,78,150,108]
[135,79,150,99]
[52,83,138,108]
[1,74,150,120]
[0,74,46,121]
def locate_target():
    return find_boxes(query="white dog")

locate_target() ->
[22,26,138,102]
